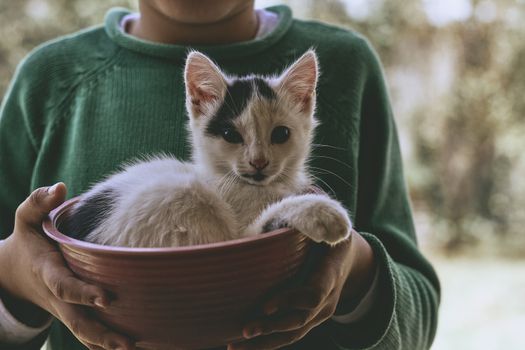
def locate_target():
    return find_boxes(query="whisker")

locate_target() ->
[311,143,345,151]
[308,155,354,171]
[275,171,296,189]
[215,169,232,184]
[309,166,354,190]
[216,170,237,196]
[224,172,238,195]
[308,173,337,197]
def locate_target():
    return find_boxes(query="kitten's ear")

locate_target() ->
[184,51,227,118]
[277,50,319,113]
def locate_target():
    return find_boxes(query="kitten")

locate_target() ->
[63,50,352,247]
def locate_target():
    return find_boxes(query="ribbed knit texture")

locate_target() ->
[0,6,440,350]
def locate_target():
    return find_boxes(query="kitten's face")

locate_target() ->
[184,51,318,186]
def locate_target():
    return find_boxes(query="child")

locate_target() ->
[0,1,440,349]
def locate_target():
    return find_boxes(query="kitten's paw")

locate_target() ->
[292,201,351,245]
[262,218,289,233]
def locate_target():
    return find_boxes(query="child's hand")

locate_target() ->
[0,184,135,350]
[228,232,375,350]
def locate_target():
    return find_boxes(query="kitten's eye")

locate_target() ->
[222,129,244,144]
[271,126,290,144]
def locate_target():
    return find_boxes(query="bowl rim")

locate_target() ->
[42,197,299,255]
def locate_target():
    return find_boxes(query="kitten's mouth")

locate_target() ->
[240,172,268,184]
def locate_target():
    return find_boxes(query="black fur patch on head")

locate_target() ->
[206,77,276,137]
[253,78,276,100]
[60,189,115,240]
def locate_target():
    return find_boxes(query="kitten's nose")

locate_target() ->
[249,158,269,170]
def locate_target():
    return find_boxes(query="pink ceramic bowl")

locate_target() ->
[43,197,312,349]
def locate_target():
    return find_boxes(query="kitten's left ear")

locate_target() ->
[184,51,227,118]
[277,50,319,113]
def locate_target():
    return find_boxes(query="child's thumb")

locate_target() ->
[15,183,67,230]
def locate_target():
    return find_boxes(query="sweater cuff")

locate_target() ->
[331,265,380,324]
[329,232,396,348]
[0,295,53,344]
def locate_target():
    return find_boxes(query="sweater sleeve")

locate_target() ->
[0,55,43,240]
[0,293,52,346]
[327,40,441,350]
[0,54,54,348]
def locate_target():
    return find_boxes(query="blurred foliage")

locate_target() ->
[0,0,136,93]
[297,0,525,256]
[1,0,524,256]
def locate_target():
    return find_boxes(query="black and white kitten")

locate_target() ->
[65,50,352,247]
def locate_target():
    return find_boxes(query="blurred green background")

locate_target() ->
[1,0,524,349]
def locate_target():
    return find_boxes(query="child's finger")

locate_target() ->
[263,285,331,316]
[39,253,109,307]
[243,309,317,338]
[57,302,135,350]
[261,288,299,315]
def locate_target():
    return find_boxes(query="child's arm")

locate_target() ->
[0,57,134,349]
[327,41,441,349]
[0,185,132,349]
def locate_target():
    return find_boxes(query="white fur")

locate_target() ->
[77,50,352,247]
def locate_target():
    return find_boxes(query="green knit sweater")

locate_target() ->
[0,6,439,350]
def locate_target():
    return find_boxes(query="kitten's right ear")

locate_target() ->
[184,51,227,118]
